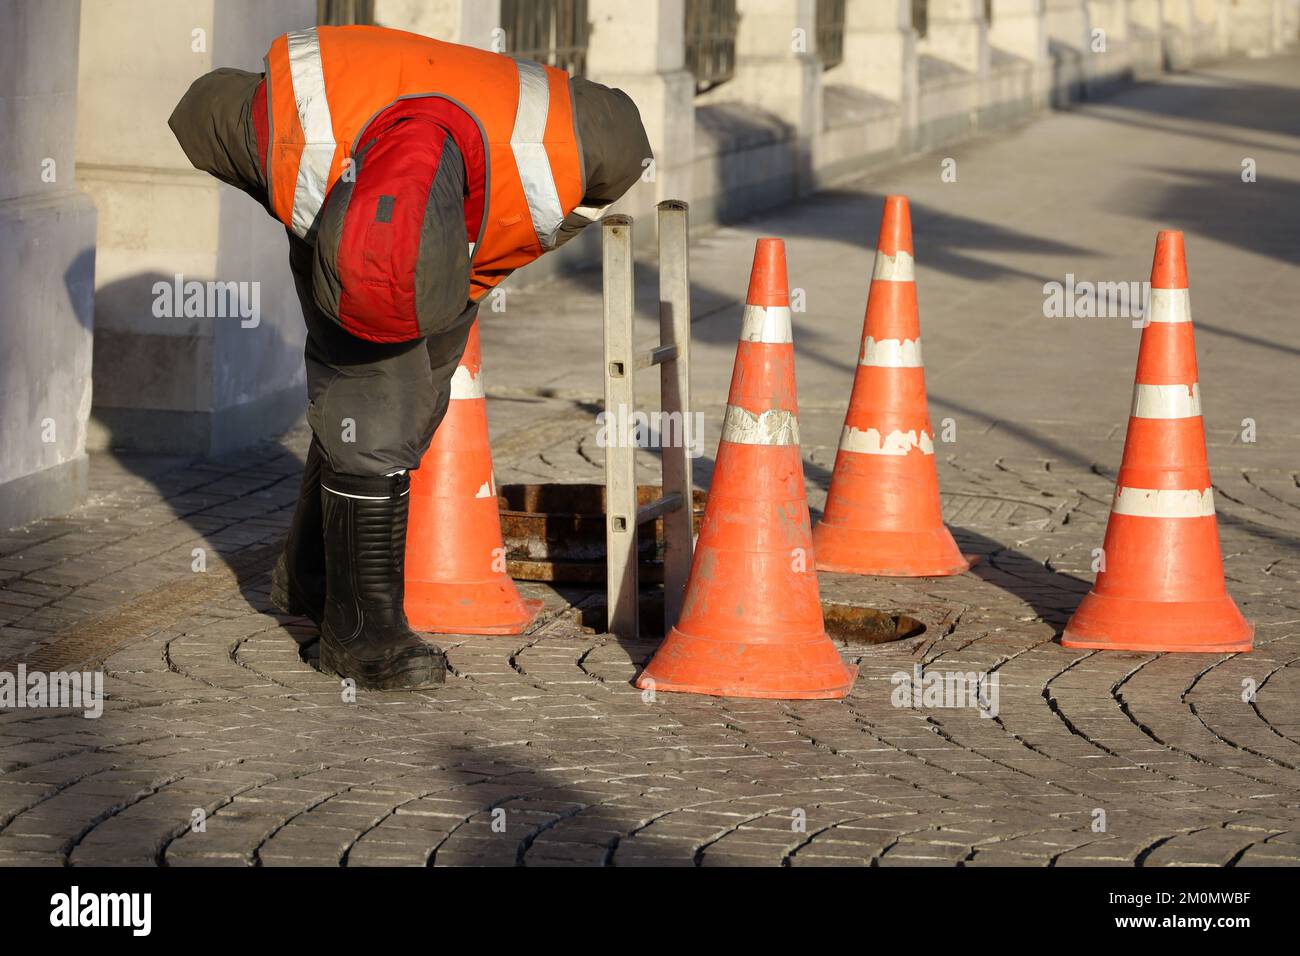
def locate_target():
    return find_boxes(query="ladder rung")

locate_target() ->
[635,343,678,370]
[636,492,684,525]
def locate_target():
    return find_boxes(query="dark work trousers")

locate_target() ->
[287,234,478,477]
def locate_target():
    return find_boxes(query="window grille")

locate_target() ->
[685,0,739,94]
[817,0,846,70]
[502,0,591,76]
[317,0,373,26]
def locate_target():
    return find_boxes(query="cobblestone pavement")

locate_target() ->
[1,56,1298,867]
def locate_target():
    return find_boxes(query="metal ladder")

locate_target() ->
[601,200,693,641]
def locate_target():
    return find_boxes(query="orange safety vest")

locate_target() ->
[263,25,585,300]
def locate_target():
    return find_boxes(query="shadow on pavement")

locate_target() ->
[800,450,1091,635]
[1103,68,1300,141]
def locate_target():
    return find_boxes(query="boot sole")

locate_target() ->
[319,640,447,691]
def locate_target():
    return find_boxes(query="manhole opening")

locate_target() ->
[498,484,926,646]
[569,590,669,638]
[570,593,925,645]
[822,602,926,646]
[498,483,706,584]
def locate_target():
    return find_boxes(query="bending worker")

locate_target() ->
[170,26,650,691]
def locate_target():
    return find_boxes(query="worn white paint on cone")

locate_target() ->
[872,249,914,282]
[1112,486,1215,518]
[739,304,793,344]
[838,425,935,456]
[860,336,923,368]
[1145,288,1191,324]
[721,406,800,446]
[1131,382,1201,419]
[449,365,485,400]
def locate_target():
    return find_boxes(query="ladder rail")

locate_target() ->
[602,215,639,640]
[657,200,693,636]
[600,202,694,642]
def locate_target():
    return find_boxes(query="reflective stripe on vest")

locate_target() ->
[286,29,336,238]
[276,29,569,251]
[511,59,565,251]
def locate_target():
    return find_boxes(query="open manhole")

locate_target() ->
[498,483,706,583]
[822,601,926,646]
[568,592,670,638]
[569,593,926,647]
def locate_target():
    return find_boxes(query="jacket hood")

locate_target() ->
[169,67,267,202]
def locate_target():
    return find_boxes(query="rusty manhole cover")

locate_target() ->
[498,483,706,583]
[939,492,1056,529]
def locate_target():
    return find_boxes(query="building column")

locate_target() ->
[914,0,987,149]
[1042,0,1093,102]
[77,0,316,457]
[1161,0,1196,68]
[373,0,501,48]
[1213,0,1233,56]
[1278,0,1300,54]
[1188,0,1220,60]
[925,0,990,73]
[0,0,98,528]
[702,0,822,192]
[1126,0,1166,78]
[585,0,694,216]
[1086,0,1135,92]
[989,0,1051,107]
[839,1,918,152]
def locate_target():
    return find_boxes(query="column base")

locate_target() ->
[0,456,89,532]
[89,383,306,457]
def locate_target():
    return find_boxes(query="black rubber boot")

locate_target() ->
[318,467,446,690]
[271,440,327,625]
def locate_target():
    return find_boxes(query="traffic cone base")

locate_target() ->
[407,581,542,636]
[635,631,858,700]
[1062,592,1253,653]
[814,523,973,577]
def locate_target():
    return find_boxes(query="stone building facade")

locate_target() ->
[0,0,1296,527]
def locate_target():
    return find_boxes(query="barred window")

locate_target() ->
[501,0,591,76]
[317,0,373,26]
[816,0,846,70]
[912,0,928,39]
[685,0,739,94]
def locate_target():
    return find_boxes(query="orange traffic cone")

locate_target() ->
[404,321,543,635]
[1062,232,1252,653]
[812,196,972,576]
[634,239,858,700]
